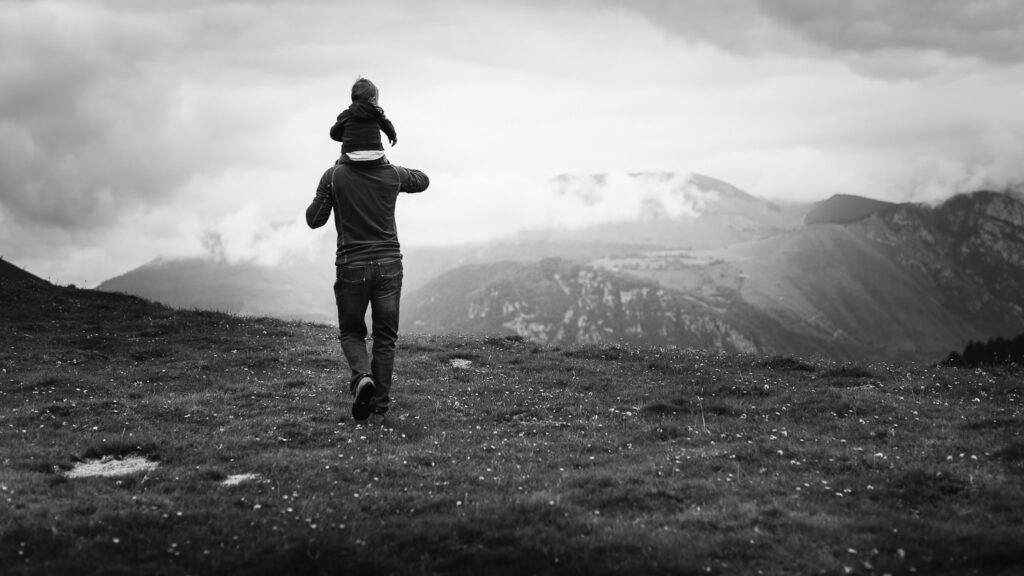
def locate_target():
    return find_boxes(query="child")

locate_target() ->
[330,77,397,165]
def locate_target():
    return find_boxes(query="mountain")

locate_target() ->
[98,257,337,324]
[403,190,1024,362]
[523,172,807,248]
[804,194,896,225]
[864,191,1024,336]
[402,257,817,355]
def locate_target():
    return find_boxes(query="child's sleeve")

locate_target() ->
[329,111,349,143]
[379,116,397,146]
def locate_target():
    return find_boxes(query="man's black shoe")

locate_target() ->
[351,375,375,421]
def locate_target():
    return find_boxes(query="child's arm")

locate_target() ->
[379,116,398,147]
[329,110,350,143]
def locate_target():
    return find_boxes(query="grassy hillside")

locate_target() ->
[1,280,1022,575]
[0,258,48,286]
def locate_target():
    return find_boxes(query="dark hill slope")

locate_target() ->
[0,257,49,286]
[863,190,1024,337]
[730,223,965,360]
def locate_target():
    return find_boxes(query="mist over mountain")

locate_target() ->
[520,173,806,248]
[98,256,337,324]
[96,173,1024,362]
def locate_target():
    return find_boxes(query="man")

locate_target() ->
[306,158,429,424]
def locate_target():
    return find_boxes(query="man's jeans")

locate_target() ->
[334,258,402,414]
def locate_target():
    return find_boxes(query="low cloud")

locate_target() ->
[760,0,1024,65]
[608,0,1024,70]
[396,171,735,247]
[184,171,735,267]
[202,206,316,266]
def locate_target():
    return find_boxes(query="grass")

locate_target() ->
[1,280,1022,575]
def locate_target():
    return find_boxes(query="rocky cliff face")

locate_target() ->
[510,263,757,352]
[403,258,817,355]
[863,191,1024,333]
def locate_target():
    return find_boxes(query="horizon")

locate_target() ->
[7,183,1019,289]
[2,1,1023,285]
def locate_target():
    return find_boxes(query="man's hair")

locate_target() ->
[351,77,379,104]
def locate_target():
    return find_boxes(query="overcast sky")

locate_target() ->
[2,0,1023,285]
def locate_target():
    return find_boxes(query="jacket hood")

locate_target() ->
[351,78,379,104]
[348,100,383,120]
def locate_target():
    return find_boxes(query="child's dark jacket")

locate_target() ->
[330,101,397,155]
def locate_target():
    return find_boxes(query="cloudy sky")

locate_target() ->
[2,0,1023,285]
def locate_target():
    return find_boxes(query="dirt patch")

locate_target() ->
[65,455,158,478]
[221,473,261,486]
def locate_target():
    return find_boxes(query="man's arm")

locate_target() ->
[393,166,429,194]
[306,167,336,229]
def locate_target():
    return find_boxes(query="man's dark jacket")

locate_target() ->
[306,162,429,265]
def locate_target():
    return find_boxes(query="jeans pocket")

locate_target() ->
[338,265,367,284]
[379,259,404,280]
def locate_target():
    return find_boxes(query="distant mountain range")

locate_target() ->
[96,173,1024,362]
[98,256,338,325]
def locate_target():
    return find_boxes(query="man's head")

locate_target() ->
[351,77,379,105]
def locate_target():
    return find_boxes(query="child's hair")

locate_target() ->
[351,77,378,105]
